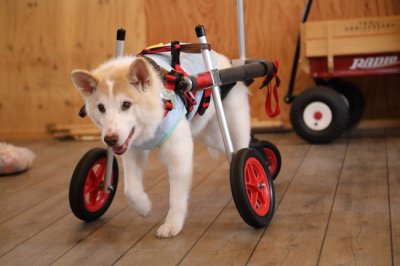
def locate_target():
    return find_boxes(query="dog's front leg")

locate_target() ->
[157,120,193,238]
[121,148,152,217]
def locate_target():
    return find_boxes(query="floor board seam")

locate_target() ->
[49,204,129,265]
[111,156,225,265]
[176,199,233,266]
[245,144,312,266]
[316,137,350,266]
[0,211,70,259]
[385,134,395,266]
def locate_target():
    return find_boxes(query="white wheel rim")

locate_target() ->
[303,101,332,131]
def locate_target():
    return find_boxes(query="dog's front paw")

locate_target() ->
[136,198,152,217]
[156,223,182,238]
[126,192,152,217]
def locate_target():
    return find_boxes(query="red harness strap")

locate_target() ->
[139,41,207,116]
[169,41,197,113]
[197,89,212,115]
[260,60,281,118]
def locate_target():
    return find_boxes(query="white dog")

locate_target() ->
[71,50,250,238]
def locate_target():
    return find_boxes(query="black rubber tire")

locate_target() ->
[329,79,364,128]
[230,148,275,228]
[250,140,281,180]
[69,148,119,222]
[290,87,349,144]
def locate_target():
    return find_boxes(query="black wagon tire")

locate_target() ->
[329,79,364,128]
[250,140,281,180]
[290,86,349,144]
[69,148,119,222]
[230,148,275,228]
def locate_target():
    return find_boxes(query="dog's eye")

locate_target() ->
[98,104,106,113]
[121,101,132,111]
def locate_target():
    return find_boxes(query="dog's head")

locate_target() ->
[71,57,164,155]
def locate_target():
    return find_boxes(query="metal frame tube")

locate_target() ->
[116,40,125,58]
[104,148,114,192]
[104,28,126,192]
[196,26,234,163]
[209,82,235,163]
[115,28,126,57]
[236,0,246,62]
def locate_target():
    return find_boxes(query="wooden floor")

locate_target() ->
[0,129,399,266]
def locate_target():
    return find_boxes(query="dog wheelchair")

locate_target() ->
[69,18,282,228]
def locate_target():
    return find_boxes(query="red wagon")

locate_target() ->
[286,14,400,143]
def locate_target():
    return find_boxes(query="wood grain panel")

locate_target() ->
[145,0,309,127]
[0,0,146,139]
[179,142,310,265]
[387,136,400,266]
[0,131,398,264]
[145,0,400,128]
[0,0,399,140]
[307,0,400,124]
[318,137,391,265]
[248,143,347,265]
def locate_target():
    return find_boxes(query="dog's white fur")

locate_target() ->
[71,53,250,238]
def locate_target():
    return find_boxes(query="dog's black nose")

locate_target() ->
[104,134,118,147]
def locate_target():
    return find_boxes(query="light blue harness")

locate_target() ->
[133,51,217,150]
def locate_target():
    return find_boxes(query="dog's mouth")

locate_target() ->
[112,127,135,155]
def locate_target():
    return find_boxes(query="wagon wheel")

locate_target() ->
[329,79,364,128]
[230,148,275,228]
[290,86,349,144]
[69,148,119,222]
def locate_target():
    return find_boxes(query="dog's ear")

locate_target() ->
[71,70,98,96]
[127,57,152,91]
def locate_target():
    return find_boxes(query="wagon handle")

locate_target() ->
[284,0,313,103]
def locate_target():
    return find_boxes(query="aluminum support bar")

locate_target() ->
[105,28,126,192]
[195,25,234,163]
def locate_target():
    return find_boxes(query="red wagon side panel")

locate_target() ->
[309,52,400,78]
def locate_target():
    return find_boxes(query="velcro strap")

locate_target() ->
[138,42,212,117]
[203,88,212,98]
[165,74,177,91]
[183,91,197,106]
[139,43,211,55]
[180,43,211,53]
[174,64,185,74]
[171,41,181,69]
[197,88,212,116]
[164,100,173,110]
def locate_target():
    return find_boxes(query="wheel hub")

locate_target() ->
[244,158,271,216]
[303,101,332,131]
[83,158,111,212]
[313,111,322,120]
[263,148,277,177]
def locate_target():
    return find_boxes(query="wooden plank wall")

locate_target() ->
[0,0,146,139]
[0,0,399,140]
[145,0,400,128]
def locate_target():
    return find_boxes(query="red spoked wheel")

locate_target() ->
[69,148,118,222]
[82,157,110,212]
[251,140,281,180]
[230,148,275,227]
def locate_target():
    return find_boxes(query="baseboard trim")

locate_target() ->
[0,130,51,141]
